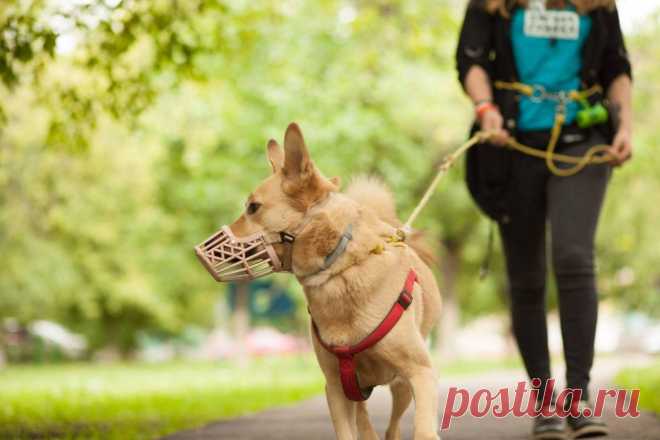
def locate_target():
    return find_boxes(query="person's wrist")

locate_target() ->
[618,123,632,136]
[615,108,632,134]
[475,100,499,121]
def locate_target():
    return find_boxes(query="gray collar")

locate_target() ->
[320,224,353,271]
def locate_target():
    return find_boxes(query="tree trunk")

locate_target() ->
[232,282,250,366]
[436,243,461,360]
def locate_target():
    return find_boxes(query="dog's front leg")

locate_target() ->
[325,380,358,440]
[357,401,380,440]
[406,364,440,440]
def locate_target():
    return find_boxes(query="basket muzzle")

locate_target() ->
[194,226,292,282]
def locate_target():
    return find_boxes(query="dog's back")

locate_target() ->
[345,176,437,268]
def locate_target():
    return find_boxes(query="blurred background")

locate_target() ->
[0,0,658,439]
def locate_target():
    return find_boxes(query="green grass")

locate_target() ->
[615,359,660,414]
[0,356,325,440]
[0,354,524,439]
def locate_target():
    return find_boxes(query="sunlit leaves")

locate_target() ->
[0,0,658,357]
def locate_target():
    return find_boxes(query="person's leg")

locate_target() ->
[547,135,611,400]
[499,152,552,395]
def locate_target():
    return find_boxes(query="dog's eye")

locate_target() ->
[246,202,262,215]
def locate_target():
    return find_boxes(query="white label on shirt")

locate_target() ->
[524,7,580,40]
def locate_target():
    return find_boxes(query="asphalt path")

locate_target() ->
[163,359,659,440]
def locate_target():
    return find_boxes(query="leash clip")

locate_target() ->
[530,84,547,103]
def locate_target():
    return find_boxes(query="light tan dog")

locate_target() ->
[227,123,442,440]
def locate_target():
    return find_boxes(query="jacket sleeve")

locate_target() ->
[599,6,632,91]
[455,0,495,91]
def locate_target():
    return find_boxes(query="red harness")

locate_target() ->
[311,269,417,401]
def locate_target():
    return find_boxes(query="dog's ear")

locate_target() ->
[283,122,313,180]
[330,176,341,188]
[267,139,284,173]
[281,123,337,208]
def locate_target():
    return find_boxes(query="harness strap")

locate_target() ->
[311,269,417,401]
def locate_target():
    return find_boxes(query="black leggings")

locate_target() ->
[499,130,611,400]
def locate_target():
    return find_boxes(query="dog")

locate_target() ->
[219,123,442,440]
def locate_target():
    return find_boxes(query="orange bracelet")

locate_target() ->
[475,101,498,121]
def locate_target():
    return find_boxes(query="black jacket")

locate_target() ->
[455,0,632,221]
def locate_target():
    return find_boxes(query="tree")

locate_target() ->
[1,1,658,355]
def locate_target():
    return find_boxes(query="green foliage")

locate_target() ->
[0,2,57,88]
[595,24,660,315]
[615,360,660,414]
[0,1,658,352]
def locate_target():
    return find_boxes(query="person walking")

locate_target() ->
[455,0,632,438]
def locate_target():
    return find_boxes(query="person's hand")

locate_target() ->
[607,127,633,166]
[478,105,510,146]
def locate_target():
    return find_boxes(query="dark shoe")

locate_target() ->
[532,403,567,440]
[533,414,567,440]
[566,400,609,439]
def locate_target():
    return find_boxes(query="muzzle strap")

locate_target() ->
[277,231,296,272]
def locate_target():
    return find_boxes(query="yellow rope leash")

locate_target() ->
[402,133,488,231]
[392,81,614,239]
[400,119,613,233]
[494,81,612,177]
[509,112,613,177]
[493,81,603,101]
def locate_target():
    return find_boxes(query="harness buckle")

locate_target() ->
[397,291,413,309]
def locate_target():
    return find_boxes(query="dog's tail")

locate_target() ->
[345,176,400,226]
[345,176,437,268]
[406,230,438,268]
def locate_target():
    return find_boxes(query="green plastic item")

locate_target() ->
[576,102,609,128]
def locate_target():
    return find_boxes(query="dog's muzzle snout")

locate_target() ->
[194,226,291,282]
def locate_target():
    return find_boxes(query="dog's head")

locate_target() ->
[228,122,339,239]
[195,123,344,281]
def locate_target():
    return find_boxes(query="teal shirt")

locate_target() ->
[511,7,592,131]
